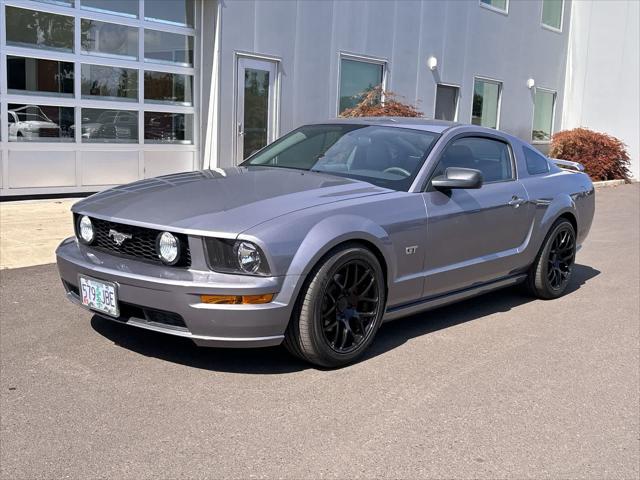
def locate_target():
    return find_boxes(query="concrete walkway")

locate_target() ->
[0,198,76,269]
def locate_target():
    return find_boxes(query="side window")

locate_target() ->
[524,146,550,175]
[434,137,513,183]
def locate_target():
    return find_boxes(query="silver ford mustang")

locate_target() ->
[56,118,595,367]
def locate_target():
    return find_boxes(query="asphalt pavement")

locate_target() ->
[1,184,638,479]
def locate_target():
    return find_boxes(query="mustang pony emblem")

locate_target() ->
[108,229,132,246]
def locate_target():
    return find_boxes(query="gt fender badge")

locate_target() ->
[405,246,418,255]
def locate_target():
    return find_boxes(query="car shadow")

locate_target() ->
[91,264,600,374]
[365,264,600,362]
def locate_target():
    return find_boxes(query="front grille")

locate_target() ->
[101,302,188,331]
[143,308,187,329]
[75,215,191,267]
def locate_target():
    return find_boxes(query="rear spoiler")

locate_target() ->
[550,158,585,173]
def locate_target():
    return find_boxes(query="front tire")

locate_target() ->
[284,245,386,368]
[526,218,576,299]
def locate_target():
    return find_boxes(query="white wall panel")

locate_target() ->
[80,151,139,186]
[8,150,76,188]
[144,151,195,178]
[563,0,639,179]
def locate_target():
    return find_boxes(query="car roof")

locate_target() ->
[308,117,459,134]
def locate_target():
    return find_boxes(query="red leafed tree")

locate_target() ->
[340,86,423,118]
[549,128,631,181]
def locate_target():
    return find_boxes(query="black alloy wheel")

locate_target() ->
[526,218,577,299]
[284,245,386,368]
[320,260,381,354]
[546,226,576,291]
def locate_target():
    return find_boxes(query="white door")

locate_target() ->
[235,57,279,163]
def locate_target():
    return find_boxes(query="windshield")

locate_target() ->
[241,124,440,191]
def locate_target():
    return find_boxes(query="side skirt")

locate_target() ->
[382,273,528,322]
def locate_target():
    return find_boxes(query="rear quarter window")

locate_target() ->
[524,146,550,175]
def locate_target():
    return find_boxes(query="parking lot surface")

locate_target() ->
[1,184,638,479]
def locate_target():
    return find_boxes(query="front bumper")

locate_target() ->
[56,237,301,348]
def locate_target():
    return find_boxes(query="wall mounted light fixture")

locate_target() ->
[527,78,536,89]
[427,56,438,71]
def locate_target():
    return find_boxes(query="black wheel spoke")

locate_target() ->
[339,325,349,349]
[323,303,336,317]
[352,268,372,290]
[359,296,378,303]
[360,276,376,296]
[324,319,338,330]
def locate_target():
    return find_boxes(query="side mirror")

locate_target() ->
[431,167,483,190]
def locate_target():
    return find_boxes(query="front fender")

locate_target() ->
[286,214,395,281]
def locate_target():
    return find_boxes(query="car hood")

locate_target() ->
[72,166,391,235]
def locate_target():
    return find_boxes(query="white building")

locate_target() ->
[0,0,637,197]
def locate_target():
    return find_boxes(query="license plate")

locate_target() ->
[79,275,119,317]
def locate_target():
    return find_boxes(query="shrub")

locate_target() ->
[340,86,423,118]
[549,128,631,181]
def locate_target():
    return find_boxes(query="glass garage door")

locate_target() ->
[0,0,200,193]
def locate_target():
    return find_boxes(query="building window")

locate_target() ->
[144,112,194,144]
[479,0,508,14]
[81,64,138,101]
[144,30,194,66]
[434,84,459,121]
[339,57,385,114]
[81,108,139,143]
[144,72,193,105]
[472,78,502,129]
[532,89,556,142]
[81,0,139,18]
[8,104,74,142]
[7,56,74,97]
[80,19,139,60]
[542,0,563,31]
[144,0,194,27]
[5,7,74,52]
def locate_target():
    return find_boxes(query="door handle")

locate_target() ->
[508,196,526,208]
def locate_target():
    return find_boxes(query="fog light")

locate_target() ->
[200,293,274,304]
[157,231,180,265]
[78,215,95,244]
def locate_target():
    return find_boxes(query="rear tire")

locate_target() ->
[526,218,576,299]
[284,245,386,368]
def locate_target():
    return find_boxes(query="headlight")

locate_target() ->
[157,231,180,265]
[236,241,262,274]
[204,238,270,275]
[77,215,95,244]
